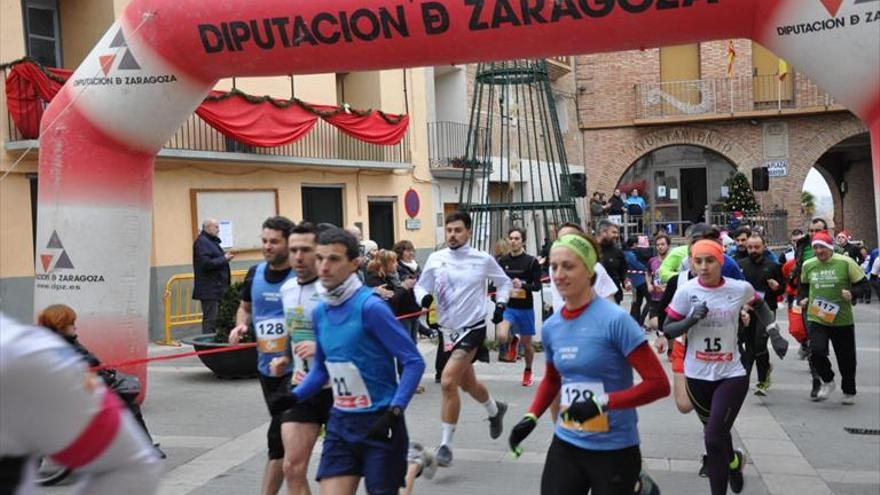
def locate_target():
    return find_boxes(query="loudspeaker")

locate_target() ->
[752,167,769,191]
[569,173,587,197]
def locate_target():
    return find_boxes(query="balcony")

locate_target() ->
[634,73,844,124]
[2,67,411,170]
[545,56,573,81]
[427,121,489,179]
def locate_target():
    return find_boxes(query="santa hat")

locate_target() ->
[835,230,850,240]
[811,231,834,250]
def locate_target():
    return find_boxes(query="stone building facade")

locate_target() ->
[575,39,874,244]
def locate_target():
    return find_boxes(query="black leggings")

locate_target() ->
[629,283,648,325]
[809,322,857,395]
[540,436,641,495]
[686,375,749,495]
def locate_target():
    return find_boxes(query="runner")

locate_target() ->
[645,232,670,331]
[495,227,543,386]
[279,227,426,494]
[273,222,332,495]
[507,232,669,494]
[656,224,745,284]
[0,313,161,495]
[726,226,751,263]
[798,231,870,404]
[737,234,785,396]
[414,210,511,467]
[228,216,297,495]
[662,239,781,494]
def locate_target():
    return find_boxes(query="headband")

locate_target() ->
[691,239,724,265]
[552,235,597,273]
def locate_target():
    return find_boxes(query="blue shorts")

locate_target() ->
[503,307,536,336]
[316,409,408,495]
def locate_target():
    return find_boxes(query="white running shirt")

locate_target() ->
[415,244,512,329]
[668,277,758,381]
[280,278,324,385]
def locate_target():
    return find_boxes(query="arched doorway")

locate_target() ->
[801,167,838,229]
[812,132,875,243]
[617,145,737,236]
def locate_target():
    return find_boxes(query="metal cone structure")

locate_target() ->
[459,59,579,252]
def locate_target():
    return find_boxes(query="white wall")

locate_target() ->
[434,67,468,124]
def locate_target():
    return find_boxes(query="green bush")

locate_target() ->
[212,281,254,343]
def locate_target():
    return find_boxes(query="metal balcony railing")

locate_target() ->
[635,73,838,120]
[3,66,411,165]
[427,121,488,169]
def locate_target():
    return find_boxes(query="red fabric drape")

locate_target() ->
[3,60,409,146]
[195,91,318,147]
[5,63,71,139]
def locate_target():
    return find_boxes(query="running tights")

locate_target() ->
[686,375,749,495]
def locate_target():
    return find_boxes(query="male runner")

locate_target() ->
[798,231,869,403]
[229,216,297,495]
[414,210,511,467]
[495,227,543,386]
[280,227,425,494]
[273,222,332,495]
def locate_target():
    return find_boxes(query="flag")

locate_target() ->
[726,40,736,77]
[778,59,789,81]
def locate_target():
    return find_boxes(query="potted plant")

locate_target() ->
[181,281,258,378]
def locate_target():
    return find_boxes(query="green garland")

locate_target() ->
[1,57,407,125]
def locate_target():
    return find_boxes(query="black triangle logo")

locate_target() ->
[55,250,74,269]
[110,29,127,48]
[47,230,64,249]
[118,49,141,70]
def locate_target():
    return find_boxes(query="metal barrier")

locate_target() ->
[159,270,248,346]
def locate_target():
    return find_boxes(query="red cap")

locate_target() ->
[836,230,850,240]
[811,231,834,250]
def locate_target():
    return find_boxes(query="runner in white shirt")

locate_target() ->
[414,211,512,468]
[273,222,331,495]
[662,240,778,495]
[0,313,161,495]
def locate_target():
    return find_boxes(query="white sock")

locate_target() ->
[441,423,456,447]
[482,397,499,417]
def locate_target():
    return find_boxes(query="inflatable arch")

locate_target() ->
[36,0,880,394]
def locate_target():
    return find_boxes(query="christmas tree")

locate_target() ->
[722,171,759,213]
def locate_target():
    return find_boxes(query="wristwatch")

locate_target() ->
[389,406,403,418]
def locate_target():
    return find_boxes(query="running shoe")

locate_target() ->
[488,401,508,439]
[798,344,810,360]
[729,449,746,494]
[755,365,773,396]
[506,335,520,362]
[435,444,453,467]
[421,448,438,479]
[815,380,836,402]
[842,394,856,405]
[522,369,533,387]
[698,454,708,477]
[636,469,661,495]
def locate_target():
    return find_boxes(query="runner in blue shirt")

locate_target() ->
[276,228,425,495]
[508,233,669,494]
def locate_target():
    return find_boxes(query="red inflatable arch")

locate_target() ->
[36,0,880,395]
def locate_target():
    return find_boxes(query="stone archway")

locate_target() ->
[807,164,843,229]
[608,126,759,176]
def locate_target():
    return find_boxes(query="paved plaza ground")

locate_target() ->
[39,301,880,495]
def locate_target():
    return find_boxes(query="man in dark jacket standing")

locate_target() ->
[193,218,233,334]
[597,219,628,305]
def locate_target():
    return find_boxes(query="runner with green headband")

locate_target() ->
[508,232,669,494]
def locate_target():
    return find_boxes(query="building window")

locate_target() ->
[617,145,736,236]
[23,0,61,68]
[302,186,343,227]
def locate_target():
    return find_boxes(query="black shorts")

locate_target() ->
[259,373,293,460]
[283,388,333,424]
[541,436,641,495]
[451,325,489,363]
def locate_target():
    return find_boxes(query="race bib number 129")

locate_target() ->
[560,381,609,433]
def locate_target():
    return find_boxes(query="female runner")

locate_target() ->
[508,233,670,494]
[661,240,776,494]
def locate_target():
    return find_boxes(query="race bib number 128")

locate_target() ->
[560,381,609,433]
[255,318,287,353]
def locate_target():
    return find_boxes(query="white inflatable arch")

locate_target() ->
[36,0,880,393]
